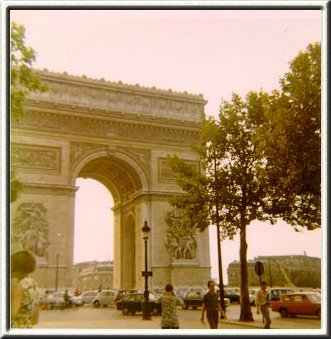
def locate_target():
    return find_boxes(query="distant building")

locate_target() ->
[73,260,114,291]
[227,255,321,288]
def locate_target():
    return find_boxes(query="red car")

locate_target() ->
[270,292,321,319]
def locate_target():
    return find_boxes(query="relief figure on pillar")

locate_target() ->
[11,202,49,262]
[165,210,197,260]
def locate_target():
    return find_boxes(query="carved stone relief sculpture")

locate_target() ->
[11,202,49,263]
[165,210,197,260]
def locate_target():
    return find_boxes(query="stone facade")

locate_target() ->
[72,261,114,292]
[227,255,321,288]
[11,69,211,290]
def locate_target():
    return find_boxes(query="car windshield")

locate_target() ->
[307,293,321,302]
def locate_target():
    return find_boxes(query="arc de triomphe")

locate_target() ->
[10,70,211,290]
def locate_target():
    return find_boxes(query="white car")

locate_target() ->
[81,291,98,304]
[92,290,116,307]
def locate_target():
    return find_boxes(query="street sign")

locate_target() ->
[255,261,264,276]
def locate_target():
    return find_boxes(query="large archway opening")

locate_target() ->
[73,154,145,290]
[74,178,114,264]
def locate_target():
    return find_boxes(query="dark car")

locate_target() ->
[182,288,230,310]
[115,289,139,310]
[224,289,240,303]
[182,288,206,310]
[117,293,161,315]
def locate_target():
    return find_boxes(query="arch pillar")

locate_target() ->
[11,183,78,289]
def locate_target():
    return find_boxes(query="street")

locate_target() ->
[32,304,322,331]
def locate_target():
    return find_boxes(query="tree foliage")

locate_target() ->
[10,22,47,121]
[167,155,210,233]
[10,22,47,202]
[167,42,321,321]
[263,42,321,230]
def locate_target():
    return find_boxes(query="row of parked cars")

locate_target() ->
[40,286,321,319]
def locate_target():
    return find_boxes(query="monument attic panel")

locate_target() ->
[27,69,207,124]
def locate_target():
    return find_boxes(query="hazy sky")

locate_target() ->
[9,8,323,284]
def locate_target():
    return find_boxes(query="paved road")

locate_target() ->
[32,304,322,331]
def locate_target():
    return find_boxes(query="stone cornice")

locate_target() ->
[34,68,207,101]
[27,69,207,124]
[21,183,78,196]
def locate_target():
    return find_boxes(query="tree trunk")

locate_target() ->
[239,223,254,321]
[216,224,226,317]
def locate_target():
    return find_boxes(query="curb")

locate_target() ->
[221,319,261,329]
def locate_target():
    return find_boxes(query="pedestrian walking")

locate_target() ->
[11,251,40,328]
[159,283,185,329]
[201,280,222,329]
[256,281,271,329]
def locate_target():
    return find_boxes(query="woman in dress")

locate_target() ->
[11,251,40,328]
[159,283,184,329]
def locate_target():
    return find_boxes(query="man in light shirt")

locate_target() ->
[255,281,271,329]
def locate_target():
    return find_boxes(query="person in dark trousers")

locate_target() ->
[256,281,271,329]
[201,280,222,329]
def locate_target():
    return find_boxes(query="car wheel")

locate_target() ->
[280,309,288,318]
[122,307,130,315]
[131,309,136,315]
[193,306,197,310]
[317,309,321,319]
[182,303,188,310]
[94,300,100,307]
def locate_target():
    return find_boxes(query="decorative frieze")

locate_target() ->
[158,157,199,183]
[28,70,206,123]
[11,143,61,173]
[15,110,200,146]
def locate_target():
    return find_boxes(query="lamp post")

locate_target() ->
[141,220,152,320]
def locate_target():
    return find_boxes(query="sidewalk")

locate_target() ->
[27,303,322,332]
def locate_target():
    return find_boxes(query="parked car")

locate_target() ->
[269,288,296,301]
[182,288,230,310]
[71,294,84,307]
[249,289,259,305]
[118,293,161,315]
[92,290,116,307]
[115,289,138,309]
[46,291,72,309]
[270,292,321,319]
[151,288,164,300]
[224,289,240,303]
[175,287,188,298]
[81,291,98,305]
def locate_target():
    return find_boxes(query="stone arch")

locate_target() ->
[10,69,211,290]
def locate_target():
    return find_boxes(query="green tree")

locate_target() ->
[169,91,272,321]
[167,42,321,322]
[263,42,321,230]
[10,22,47,202]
